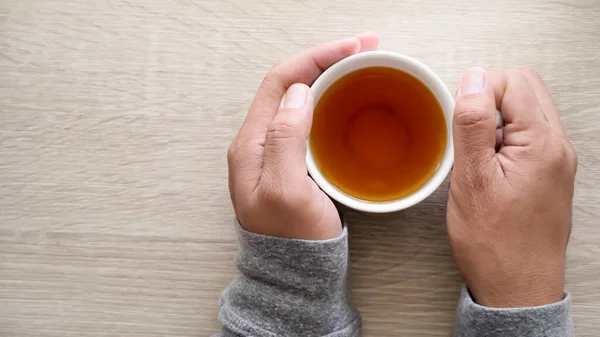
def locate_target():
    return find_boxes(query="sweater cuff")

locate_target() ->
[218,221,360,337]
[453,284,573,337]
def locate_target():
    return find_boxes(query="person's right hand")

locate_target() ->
[447,67,577,307]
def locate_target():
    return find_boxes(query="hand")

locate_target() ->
[447,67,577,307]
[227,33,379,240]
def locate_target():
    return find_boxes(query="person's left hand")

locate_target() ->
[227,33,380,240]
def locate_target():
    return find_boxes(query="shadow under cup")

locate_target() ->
[306,51,455,213]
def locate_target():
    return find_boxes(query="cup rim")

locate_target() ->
[306,50,455,213]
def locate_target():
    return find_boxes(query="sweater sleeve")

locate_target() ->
[214,221,360,337]
[453,285,574,337]
[214,222,573,337]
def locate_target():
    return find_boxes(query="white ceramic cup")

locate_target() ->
[306,51,455,213]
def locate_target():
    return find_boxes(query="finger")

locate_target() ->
[261,83,313,192]
[521,69,567,137]
[231,33,380,193]
[453,67,497,166]
[357,31,379,52]
[488,70,561,133]
[239,33,379,145]
[487,70,549,147]
[487,70,548,121]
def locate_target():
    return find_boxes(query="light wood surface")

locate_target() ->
[1,1,599,336]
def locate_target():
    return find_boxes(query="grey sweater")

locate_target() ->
[216,224,573,336]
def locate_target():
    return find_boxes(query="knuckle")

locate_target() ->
[520,67,543,83]
[454,101,491,128]
[227,140,262,169]
[265,61,283,83]
[227,143,237,164]
[227,141,247,167]
[506,68,522,78]
[506,69,528,84]
[266,119,300,141]
[546,140,577,174]
[554,144,569,163]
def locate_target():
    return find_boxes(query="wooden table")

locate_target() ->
[1,0,599,336]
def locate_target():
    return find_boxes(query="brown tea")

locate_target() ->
[310,66,447,202]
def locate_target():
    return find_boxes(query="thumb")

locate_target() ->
[261,83,313,186]
[453,67,497,166]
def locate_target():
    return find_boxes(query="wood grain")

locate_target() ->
[1,0,599,336]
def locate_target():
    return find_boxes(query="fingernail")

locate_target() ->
[460,67,486,95]
[283,84,307,109]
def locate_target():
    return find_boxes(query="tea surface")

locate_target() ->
[310,67,447,202]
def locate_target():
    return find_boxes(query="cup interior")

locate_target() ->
[306,51,455,213]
